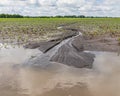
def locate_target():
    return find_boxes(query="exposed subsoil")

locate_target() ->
[25,28,120,53]
[24,27,120,68]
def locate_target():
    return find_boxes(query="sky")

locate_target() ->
[0,0,119,17]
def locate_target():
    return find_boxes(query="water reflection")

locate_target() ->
[0,46,120,96]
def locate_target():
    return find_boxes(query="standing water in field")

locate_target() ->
[0,44,120,96]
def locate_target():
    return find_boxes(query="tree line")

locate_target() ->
[0,14,110,18]
[0,14,24,18]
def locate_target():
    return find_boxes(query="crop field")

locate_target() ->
[0,18,120,45]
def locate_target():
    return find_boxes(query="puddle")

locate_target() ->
[0,45,120,96]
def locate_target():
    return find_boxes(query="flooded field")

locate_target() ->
[0,45,120,96]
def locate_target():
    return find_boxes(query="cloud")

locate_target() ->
[0,0,119,17]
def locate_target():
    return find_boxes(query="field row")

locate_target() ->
[0,18,120,45]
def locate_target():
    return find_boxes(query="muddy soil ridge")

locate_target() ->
[24,28,95,68]
[24,22,120,68]
[24,30,78,53]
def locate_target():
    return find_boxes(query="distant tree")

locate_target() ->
[78,15,85,18]
[0,14,23,18]
[55,15,64,18]
[0,14,111,18]
[54,15,86,18]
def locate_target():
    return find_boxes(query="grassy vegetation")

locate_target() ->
[0,18,120,45]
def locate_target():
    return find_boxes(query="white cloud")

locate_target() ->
[0,0,119,17]
[56,0,85,7]
[0,0,27,6]
[38,0,56,6]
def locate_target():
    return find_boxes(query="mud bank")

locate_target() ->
[24,28,95,68]
[24,28,120,68]
[84,36,120,52]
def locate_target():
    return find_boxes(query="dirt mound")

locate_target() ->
[50,42,95,68]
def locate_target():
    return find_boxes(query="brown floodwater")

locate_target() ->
[0,44,120,96]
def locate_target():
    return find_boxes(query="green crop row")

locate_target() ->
[0,18,120,45]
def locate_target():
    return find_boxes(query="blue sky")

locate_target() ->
[0,0,119,17]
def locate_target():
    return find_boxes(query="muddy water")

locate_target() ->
[0,45,120,96]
